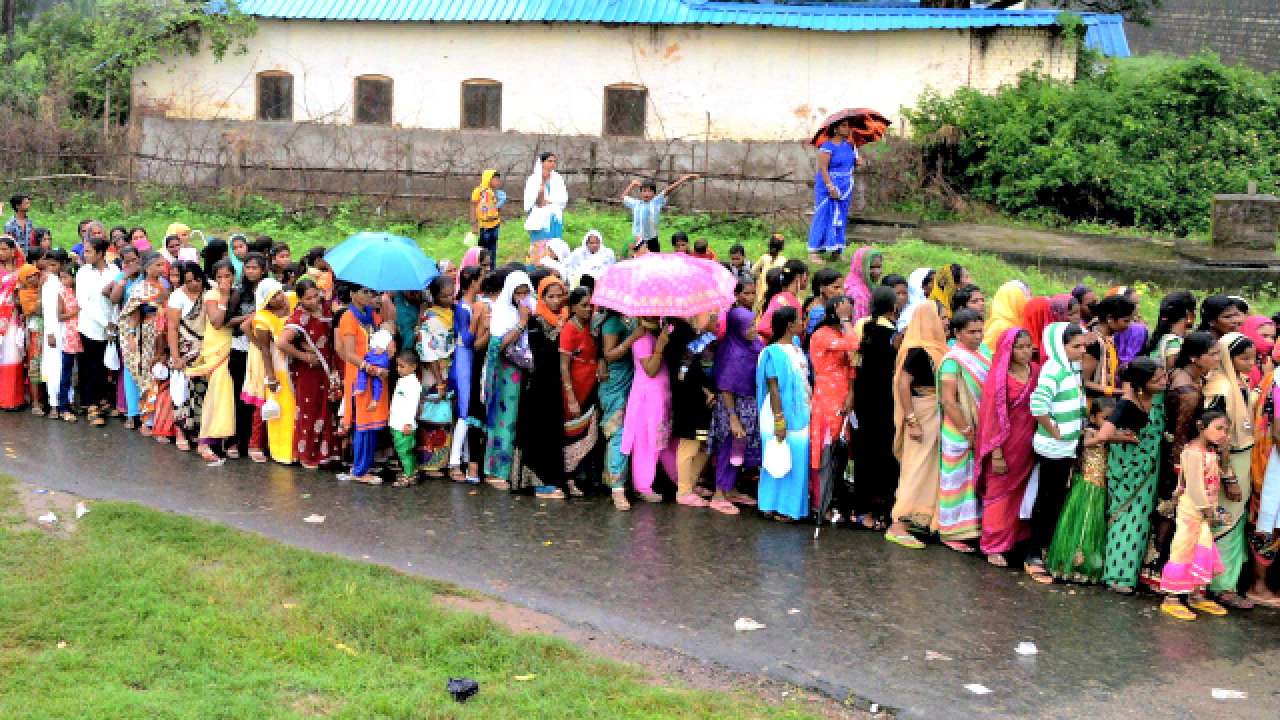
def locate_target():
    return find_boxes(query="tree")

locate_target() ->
[1048,1,1163,26]
[1,0,255,121]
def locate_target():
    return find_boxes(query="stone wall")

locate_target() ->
[131,115,902,218]
[1211,194,1280,257]
[1124,0,1280,72]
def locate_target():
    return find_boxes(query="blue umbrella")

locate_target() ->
[325,232,439,292]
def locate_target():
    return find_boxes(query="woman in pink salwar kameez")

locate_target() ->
[620,319,677,503]
[975,328,1041,566]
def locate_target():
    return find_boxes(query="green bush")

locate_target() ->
[907,54,1280,236]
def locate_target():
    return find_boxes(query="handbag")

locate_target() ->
[419,390,454,425]
[103,340,121,371]
[504,334,534,370]
[260,396,282,422]
[170,370,188,407]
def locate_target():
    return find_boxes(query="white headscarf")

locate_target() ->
[490,271,534,337]
[546,238,571,262]
[255,277,283,312]
[523,154,568,217]
[896,267,932,332]
[565,229,616,287]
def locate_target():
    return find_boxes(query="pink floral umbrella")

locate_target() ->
[594,253,736,318]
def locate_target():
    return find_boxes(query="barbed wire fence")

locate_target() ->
[1,112,924,223]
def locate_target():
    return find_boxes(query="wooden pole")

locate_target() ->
[1,0,15,64]
[103,85,111,139]
[703,112,711,208]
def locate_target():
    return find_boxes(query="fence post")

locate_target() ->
[703,112,710,209]
[588,142,598,200]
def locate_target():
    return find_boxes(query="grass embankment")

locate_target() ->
[0,476,814,719]
[28,193,1269,319]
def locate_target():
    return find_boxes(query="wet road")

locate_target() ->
[4,415,1279,719]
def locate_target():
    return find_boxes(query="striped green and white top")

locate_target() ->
[1030,322,1087,459]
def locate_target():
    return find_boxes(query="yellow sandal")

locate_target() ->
[1189,598,1227,616]
[884,532,925,550]
[1161,601,1196,621]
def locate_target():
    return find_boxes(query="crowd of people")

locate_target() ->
[4,168,1280,624]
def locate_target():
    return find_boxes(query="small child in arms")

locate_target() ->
[358,328,393,409]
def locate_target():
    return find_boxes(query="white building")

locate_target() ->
[133,0,1129,141]
[126,1,1128,213]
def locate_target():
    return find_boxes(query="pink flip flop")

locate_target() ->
[709,499,740,515]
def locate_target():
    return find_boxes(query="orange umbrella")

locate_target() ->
[810,108,892,148]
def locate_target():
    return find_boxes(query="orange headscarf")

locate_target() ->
[894,299,949,385]
[1021,297,1053,353]
[536,275,567,327]
[892,301,949,457]
[16,264,41,316]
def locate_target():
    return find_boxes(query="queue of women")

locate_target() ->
[3,146,1280,623]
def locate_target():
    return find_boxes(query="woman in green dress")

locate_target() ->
[1101,357,1169,594]
[595,307,640,511]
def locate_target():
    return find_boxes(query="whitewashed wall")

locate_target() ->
[132,20,1075,141]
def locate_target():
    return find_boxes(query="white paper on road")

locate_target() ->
[75,502,89,519]
[1016,642,1038,656]
[1211,688,1247,699]
[964,684,992,695]
[734,617,766,631]
[37,512,57,524]
[303,514,326,524]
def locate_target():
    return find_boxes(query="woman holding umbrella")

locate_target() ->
[335,284,392,484]
[807,118,857,264]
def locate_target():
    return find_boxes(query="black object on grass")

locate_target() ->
[447,677,479,703]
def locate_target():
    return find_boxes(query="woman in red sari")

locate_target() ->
[0,238,26,410]
[808,295,859,521]
[559,285,599,482]
[278,278,336,470]
[975,327,1041,566]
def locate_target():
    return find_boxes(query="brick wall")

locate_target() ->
[967,27,1074,91]
[1125,0,1280,72]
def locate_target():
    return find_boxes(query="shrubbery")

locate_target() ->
[907,54,1280,236]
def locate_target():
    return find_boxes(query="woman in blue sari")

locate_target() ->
[448,265,483,482]
[807,118,856,264]
[757,306,812,521]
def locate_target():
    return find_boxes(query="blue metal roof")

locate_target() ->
[231,1,1129,56]
[1084,13,1130,58]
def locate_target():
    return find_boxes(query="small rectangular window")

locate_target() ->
[257,73,293,122]
[355,76,393,125]
[604,85,646,137]
[461,80,502,130]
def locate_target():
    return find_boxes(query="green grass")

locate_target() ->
[26,191,1277,319]
[35,191,775,271]
[0,476,814,719]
